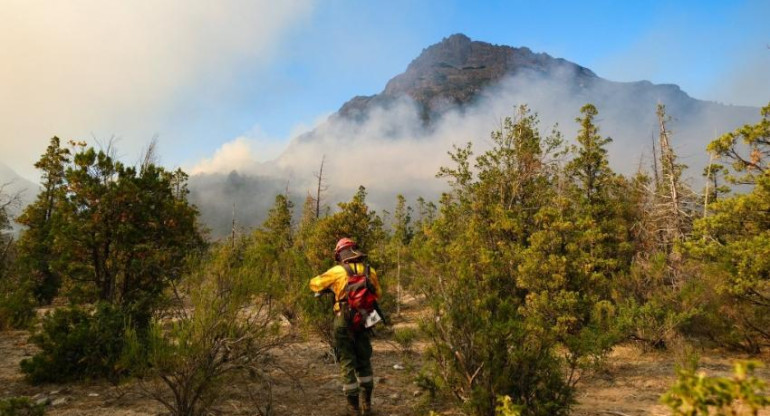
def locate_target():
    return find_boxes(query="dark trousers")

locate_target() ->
[334,314,374,396]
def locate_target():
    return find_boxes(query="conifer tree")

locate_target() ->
[0,186,35,329]
[16,137,70,303]
[258,194,294,253]
[420,106,609,415]
[686,103,770,352]
[19,141,203,321]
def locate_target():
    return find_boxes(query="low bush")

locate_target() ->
[0,280,36,330]
[0,397,45,416]
[393,326,418,354]
[129,243,289,416]
[20,302,129,383]
[662,360,770,415]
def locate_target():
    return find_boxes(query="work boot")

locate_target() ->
[360,387,372,416]
[346,394,360,416]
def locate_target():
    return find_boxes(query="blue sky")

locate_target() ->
[1,0,768,181]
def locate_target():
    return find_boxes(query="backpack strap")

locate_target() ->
[341,263,354,277]
[342,263,368,294]
[363,263,375,293]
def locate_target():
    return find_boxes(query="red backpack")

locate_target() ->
[342,263,378,331]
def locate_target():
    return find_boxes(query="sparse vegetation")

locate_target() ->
[662,361,770,415]
[1,102,770,415]
[128,242,288,416]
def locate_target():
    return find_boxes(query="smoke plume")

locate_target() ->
[190,68,759,236]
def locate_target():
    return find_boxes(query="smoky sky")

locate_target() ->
[189,68,760,237]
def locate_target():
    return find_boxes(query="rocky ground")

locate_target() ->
[2,299,769,416]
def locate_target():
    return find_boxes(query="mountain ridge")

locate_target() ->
[335,33,754,125]
[192,34,759,237]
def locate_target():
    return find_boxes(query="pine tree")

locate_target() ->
[258,194,294,253]
[420,106,607,415]
[16,137,71,303]
[707,103,770,184]
[19,142,204,321]
[686,103,770,352]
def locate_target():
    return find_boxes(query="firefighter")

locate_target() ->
[309,238,382,416]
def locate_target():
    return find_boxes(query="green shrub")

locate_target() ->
[0,280,36,330]
[393,326,418,354]
[129,242,288,416]
[20,302,129,383]
[418,106,621,416]
[662,360,770,415]
[0,397,46,416]
[496,396,522,416]
[0,236,36,330]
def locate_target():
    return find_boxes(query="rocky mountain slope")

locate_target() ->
[338,33,597,122]
[0,162,37,233]
[341,34,755,131]
[191,34,761,237]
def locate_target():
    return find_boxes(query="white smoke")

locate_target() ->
[0,0,315,180]
[190,68,760,235]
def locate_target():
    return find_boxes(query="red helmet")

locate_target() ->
[334,238,357,260]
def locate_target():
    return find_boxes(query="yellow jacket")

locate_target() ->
[309,262,382,312]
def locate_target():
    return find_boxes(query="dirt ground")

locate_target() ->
[2,299,769,416]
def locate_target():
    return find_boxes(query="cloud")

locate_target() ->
[0,0,314,180]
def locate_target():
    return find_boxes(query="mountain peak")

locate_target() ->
[339,34,596,121]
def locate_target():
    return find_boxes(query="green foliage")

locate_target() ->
[128,242,287,416]
[662,361,770,415]
[303,186,385,270]
[297,186,387,354]
[20,302,129,383]
[0,278,37,330]
[566,103,614,208]
[57,148,203,319]
[249,194,311,323]
[707,103,770,184]
[615,254,702,349]
[0,397,46,416]
[418,105,622,416]
[685,106,770,353]
[393,326,418,354]
[0,190,36,329]
[14,140,205,383]
[15,137,70,304]
[385,194,414,314]
[17,141,204,324]
[496,396,522,416]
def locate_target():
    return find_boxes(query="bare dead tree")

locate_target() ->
[651,132,660,189]
[655,103,692,247]
[231,203,237,249]
[313,155,328,219]
[657,104,683,239]
[140,136,160,172]
[703,152,716,218]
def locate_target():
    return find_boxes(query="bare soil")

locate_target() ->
[2,299,769,416]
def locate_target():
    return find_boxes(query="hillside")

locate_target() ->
[338,34,597,122]
[190,34,760,237]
